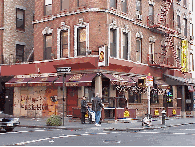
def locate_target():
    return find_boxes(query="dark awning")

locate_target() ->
[5,77,33,87]
[28,76,58,86]
[164,74,195,86]
[54,73,96,86]
[102,73,136,86]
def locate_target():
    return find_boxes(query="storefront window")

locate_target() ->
[128,91,141,103]
[102,87,109,103]
[84,86,95,102]
[150,89,158,103]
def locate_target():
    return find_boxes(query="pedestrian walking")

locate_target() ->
[92,93,104,126]
[81,96,87,124]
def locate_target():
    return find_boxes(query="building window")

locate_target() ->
[16,44,24,63]
[128,91,141,103]
[110,29,117,58]
[177,15,181,29]
[77,27,86,56]
[60,31,68,58]
[110,0,117,9]
[44,35,52,60]
[177,45,181,63]
[85,86,95,102]
[136,39,142,62]
[61,0,69,11]
[77,0,79,7]
[148,5,154,25]
[149,42,154,64]
[136,0,142,14]
[183,0,187,7]
[122,0,127,13]
[45,0,52,16]
[122,32,128,60]
[16,8,25,31]
[184,18,187,37]
[150,88,158,103]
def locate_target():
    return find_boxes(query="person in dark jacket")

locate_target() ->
[81,96,87,124]
[92,93,104,126]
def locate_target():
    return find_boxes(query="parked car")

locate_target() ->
[0,111,20,132]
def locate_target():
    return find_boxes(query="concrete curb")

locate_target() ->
[18,125,82,130]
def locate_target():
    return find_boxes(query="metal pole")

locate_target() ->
[148,86,150,118]
[115,98,117,121]
[63,74,66,126]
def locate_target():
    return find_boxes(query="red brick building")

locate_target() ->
[1,0,195,119]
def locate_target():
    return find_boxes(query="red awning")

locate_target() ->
[5,77,33,87]
[54,73,96,86]
[28,76,58,86]
[103,73,136,86]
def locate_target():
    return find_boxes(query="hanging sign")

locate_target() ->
[181,40,188,72]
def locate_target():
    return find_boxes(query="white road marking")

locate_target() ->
[111,132,119,133]
[81,134,89,135]
[18,131,29,133]
[0,133,6,134]
[97,133,108,134]
[7,132,19,133]
[138,132,160,134]
[173,133,186,135]
[52,137,60,139]
[34,130,45,132]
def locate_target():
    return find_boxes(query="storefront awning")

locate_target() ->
[5,77,33,87]
[27,76,58,86]
[54,73,96,86]
[102,73,136,86]
[164,74,195,86]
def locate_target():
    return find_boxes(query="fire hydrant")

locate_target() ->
[161,110,166,125]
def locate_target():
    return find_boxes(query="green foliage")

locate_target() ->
[46,115,62,126]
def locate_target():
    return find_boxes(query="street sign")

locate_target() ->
[146,76,153,86]
[57,67,71,73]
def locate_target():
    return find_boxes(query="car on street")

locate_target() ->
[0,111,20,132]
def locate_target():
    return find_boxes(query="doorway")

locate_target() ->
[66,87,78,116]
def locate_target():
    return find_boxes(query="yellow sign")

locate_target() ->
[154,109,159,116]
[124,110,130,117]
[181,40,188,72]
[172,109,176,115]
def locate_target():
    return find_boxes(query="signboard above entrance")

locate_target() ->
[57,67,71,73]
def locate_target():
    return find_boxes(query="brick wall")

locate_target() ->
[2,0,34,64]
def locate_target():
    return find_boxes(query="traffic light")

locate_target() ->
[166,90,173,103]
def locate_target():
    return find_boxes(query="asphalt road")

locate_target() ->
[1,124,195,146]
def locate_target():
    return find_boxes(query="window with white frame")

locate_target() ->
[184,18,187,37]
[110,28,117,58]
[177,44,181,62]
[122,32,128,60]
[177,14,181,29]
[149,42,154,64]
[57,22,70,59]
[74,19,89,57]
[45,0,52,16]
[60,31,68,58]
[149,5,154,25]
[110,0,117,9]
[77,27,86,56]
[61,0,69,11]
[136,39,142,62]
[121,0,127,13]
[136,0,142,14]
[44,35,52,60]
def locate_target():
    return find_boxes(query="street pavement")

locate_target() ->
[18,116,195,131]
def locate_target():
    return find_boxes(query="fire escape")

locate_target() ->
[147,0,182,70]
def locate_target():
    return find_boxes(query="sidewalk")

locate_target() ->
[17,116,195,131]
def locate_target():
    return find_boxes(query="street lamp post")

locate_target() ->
[56,67,71,126]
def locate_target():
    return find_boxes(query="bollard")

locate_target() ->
[161,110,166,125]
